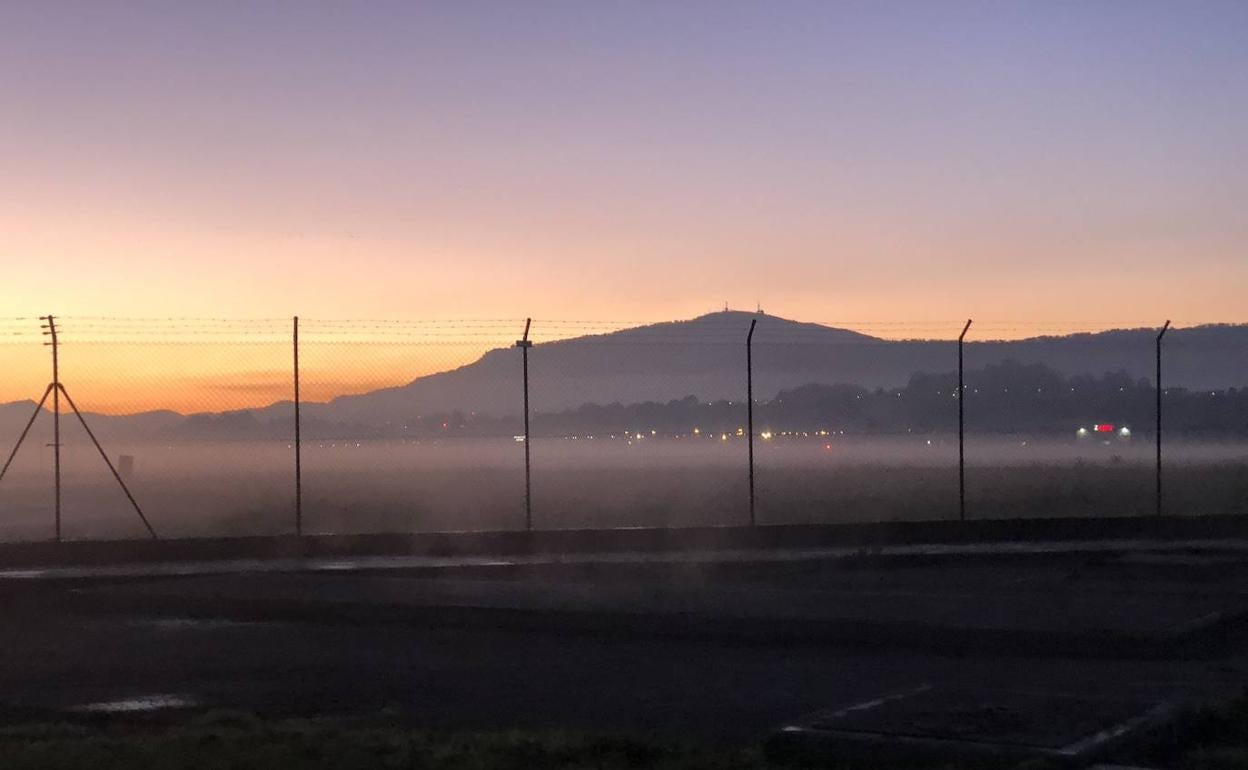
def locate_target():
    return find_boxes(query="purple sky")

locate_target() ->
[2,1,1246,326]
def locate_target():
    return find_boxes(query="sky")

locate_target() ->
[2,1,1247,412]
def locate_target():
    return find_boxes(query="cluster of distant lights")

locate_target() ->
[305,426,1132,447]
[1076,424,1131,438]
[525,425,1136,445]
[537,428,850,444]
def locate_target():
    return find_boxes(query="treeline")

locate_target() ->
[522,361,1246,438]
[171,361,1248,440]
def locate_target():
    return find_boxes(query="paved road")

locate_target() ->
[1,546,1245,744]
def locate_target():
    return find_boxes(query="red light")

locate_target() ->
[1094,424,1114,433]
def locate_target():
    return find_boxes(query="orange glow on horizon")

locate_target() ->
[3,0,1247,417]
[0,317,1228,415]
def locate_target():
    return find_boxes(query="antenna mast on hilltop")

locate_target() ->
[0,316,157,541]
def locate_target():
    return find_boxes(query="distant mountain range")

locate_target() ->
[3,311,1248,441]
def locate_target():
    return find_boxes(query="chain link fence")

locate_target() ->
[1,315,1245,543]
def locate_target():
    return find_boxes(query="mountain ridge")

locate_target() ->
[3,312,1247,440]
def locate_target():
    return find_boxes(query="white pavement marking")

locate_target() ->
[779,683,932,732]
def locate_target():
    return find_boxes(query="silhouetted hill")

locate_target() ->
[292,313,1248,424]
[4,313,1247,440]
[300,311,876,424]
[0,401,182,444]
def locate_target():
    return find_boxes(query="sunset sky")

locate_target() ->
[2,1,1247,412]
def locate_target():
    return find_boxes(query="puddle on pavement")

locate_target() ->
[72,694,198,713]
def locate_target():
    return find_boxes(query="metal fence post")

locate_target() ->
[294,315,302,536]
[516,319,533,531]
[958,319,972,522]
[746,317,758,526]
[1156,319,1170,517]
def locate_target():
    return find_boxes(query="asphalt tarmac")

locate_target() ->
[1,543,1245,746]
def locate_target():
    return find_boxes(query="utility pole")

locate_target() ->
[1,317,157,540]
[958,319,972,523]
[41,315,62,541]
[516,319,533,531]
[294,315,302,536]
[1156,319,1170,517]
[746,317,758,526]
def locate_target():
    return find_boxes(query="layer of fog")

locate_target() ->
[0,437,1245,543]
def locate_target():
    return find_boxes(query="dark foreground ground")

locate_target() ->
[3,700,1248,770]
[0,714,774,770]
[2,536,1248,767]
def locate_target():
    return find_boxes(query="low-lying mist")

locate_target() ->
[0,436,1244,542]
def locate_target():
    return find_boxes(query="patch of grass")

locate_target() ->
[7,697,1248,770]
[1179,746,1248,770]
[1131,693,1248,770]
[0,712,771,770]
